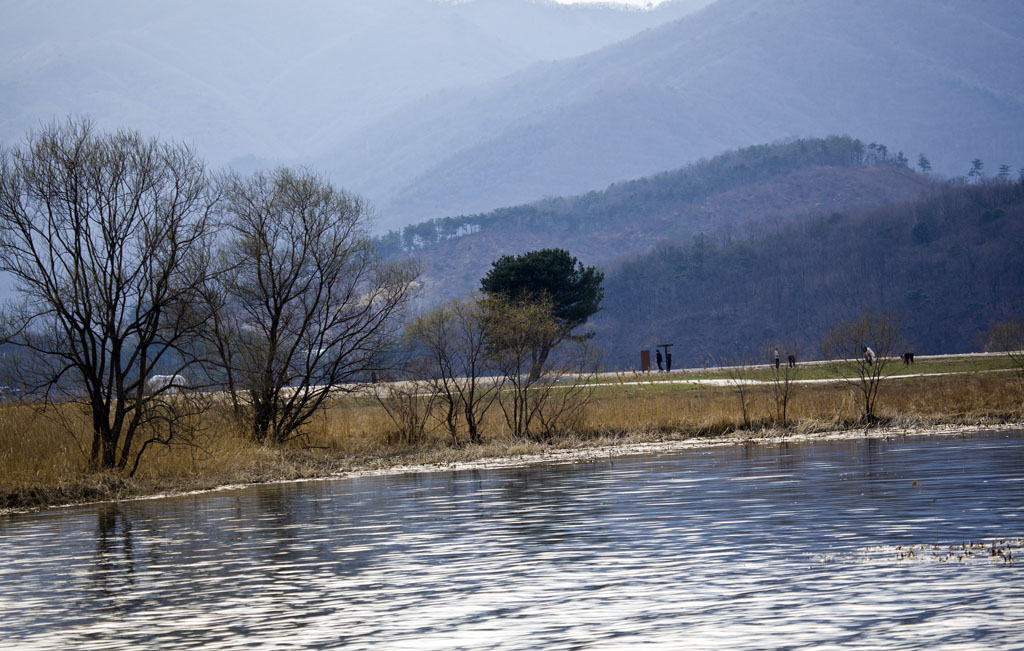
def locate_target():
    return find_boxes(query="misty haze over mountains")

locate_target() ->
[0,0,707,174]
[345,0,1024,228]
[2,0,1022,233]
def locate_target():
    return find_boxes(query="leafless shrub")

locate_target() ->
[765,341,800,426]
[714,354,755,429]
[126,390,217,477]
[985,317,1024,395]
[371,374,437,446]
[531,341,600,438]
[821,309,904,423]
[405,295,501,446]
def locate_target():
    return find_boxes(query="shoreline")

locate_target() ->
[330,422,1024,478]
[6,421,1021,517]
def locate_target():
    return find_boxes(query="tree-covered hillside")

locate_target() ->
[380,136,870,253]
[595,179,1024,368]
[384,136,935,311]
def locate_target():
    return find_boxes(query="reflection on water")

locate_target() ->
[2,431,1023,649]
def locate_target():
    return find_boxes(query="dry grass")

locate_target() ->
[2,369,1021,512]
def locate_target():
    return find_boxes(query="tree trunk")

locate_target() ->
[465,402,481,444]
[529,344,552,382]
[445,399,458,446]
[252,394,275,443]
[91,404,119,470]
[101,430,118,470]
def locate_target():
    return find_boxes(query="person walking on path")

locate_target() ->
[656,349,664,371]
[863,346,875,366]
[774,347,781,370]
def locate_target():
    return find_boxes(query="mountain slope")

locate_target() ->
[0,0,707,166]
[324,0,1024,229]
[390,137,935,312]
[596,179,1024,368]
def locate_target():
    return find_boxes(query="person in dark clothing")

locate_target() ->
[788,354,796,368]
[655,349,664,371]
[666,352,672,372]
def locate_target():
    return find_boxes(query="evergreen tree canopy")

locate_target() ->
[480,248,604,335]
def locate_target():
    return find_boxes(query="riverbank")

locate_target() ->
[30,421,1024,519]
[338,422,1024,478]
[2,355,1022,514]
[4,417,1022,516]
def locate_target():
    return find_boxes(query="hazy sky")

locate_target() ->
[554,0,668,6]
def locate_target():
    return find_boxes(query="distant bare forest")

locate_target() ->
[379,136,872,255]
[599,179,1024,368]
[383,136,1024,369]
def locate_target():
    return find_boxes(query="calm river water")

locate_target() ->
[2,430,1023,649]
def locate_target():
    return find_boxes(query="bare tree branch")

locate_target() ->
[208,168,417,444]
[0,117,217,470]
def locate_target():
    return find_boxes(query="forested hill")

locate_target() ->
[382,137,935,308]
[595,179,1024,369]
[334,0,1024,228]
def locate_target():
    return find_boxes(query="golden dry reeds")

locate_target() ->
[2,368,1022,512]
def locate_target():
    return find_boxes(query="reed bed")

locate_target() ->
[2,365,1021,512]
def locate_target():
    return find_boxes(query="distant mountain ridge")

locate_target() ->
[7,0,1020,235]
[0,0,707,169]
[325,0,1024,230]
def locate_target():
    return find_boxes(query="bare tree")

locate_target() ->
[715,354,754,429]
[405,295,501,445]
[485,297,596,439]
[821,309,903,423]
[531,340,599,438]
[0,118,217,471]
[985,317,1024,395]
[766,341,799,426]
[210,168,416,445]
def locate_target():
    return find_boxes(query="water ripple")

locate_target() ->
[1,431,1023,649]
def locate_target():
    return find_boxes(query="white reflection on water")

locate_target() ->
[1,431,1023,649]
